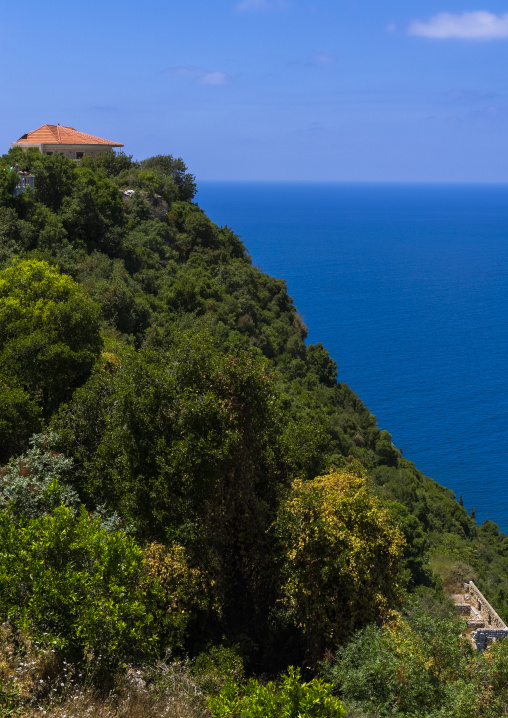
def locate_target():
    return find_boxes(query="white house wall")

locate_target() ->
[12,143,115,160]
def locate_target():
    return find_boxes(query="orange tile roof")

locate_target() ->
[14,124,123,147]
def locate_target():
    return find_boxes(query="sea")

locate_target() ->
[196,182,508,534]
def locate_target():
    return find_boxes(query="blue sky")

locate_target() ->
[2,0,508,180]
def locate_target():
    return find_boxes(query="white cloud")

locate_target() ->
[408,11,508,39]
[163,66,228,85]
[201,71,228,85]
[235,0,288,11]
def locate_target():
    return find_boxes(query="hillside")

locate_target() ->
[1,147,508,716]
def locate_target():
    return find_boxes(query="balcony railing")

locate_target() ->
[14,173,35,196]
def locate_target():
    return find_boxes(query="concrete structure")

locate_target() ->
[452,581,508,652]
[13,173,34,196]
[12,124,123,160]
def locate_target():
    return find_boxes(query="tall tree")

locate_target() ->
[0,259,102,420]
[276,463,406,661]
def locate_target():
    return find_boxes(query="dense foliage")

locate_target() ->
[277,465,405,659]
[0,259,101,461]
[1,146,508,714]
[323,610,508,717]
[209,667,345,718]
[0,505,155,676]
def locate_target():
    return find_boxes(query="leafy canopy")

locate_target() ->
[0,259,102,417]
[276,464,406,658]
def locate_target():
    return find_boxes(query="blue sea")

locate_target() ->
[196,182,508,534]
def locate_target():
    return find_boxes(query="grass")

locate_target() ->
[0,627,209,717]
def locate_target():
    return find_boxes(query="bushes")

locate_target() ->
[209,667,344,718]
[142,542,211,651]
[323,613,508,718]
[0,432,78,520]
[0,505,156,675]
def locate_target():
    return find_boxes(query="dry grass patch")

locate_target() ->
[0,628,208,718]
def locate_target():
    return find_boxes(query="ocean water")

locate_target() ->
[196,182,508,533]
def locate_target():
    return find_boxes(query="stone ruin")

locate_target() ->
[452,581,508,652]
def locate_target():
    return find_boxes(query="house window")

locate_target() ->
[76,152,84,159]
[46,152,53,156]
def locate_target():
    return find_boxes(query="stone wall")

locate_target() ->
[452,581,508,652]
[471,628,508,652]
[464,581,507,630]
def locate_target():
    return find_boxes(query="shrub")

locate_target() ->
[323,611,508,718]
[142,542,211,650]
[0,505,156,677]
[192,645,244,696]
[0,432,79,520]
[208,666,344,718]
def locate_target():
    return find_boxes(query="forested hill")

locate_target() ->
[1,147,508,716]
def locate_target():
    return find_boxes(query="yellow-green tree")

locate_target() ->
[276,464,406,660]
[0,260,102,432]
[142,542,212,650]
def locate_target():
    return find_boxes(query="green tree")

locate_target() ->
[13,191,69,251]
[76,251,152,341]
[60,167,125,253]
[306,343,337,387]
[0,168,19,207]
[134,168,177,205]
[0,381,40,464]
[80,149,134,177]
[0,206,36,261]
[383,499,434,589]
[1,146,41,171]
[375,429,400,467]
[32,152,76,211]
[139,154,196,201]
[0,259,102,418]
[0,505,156,675]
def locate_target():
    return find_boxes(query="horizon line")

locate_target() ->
[196,178,508,185]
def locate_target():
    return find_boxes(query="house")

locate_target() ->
[12,124,123,160]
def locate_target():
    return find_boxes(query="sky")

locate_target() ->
[2,1,508,181]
